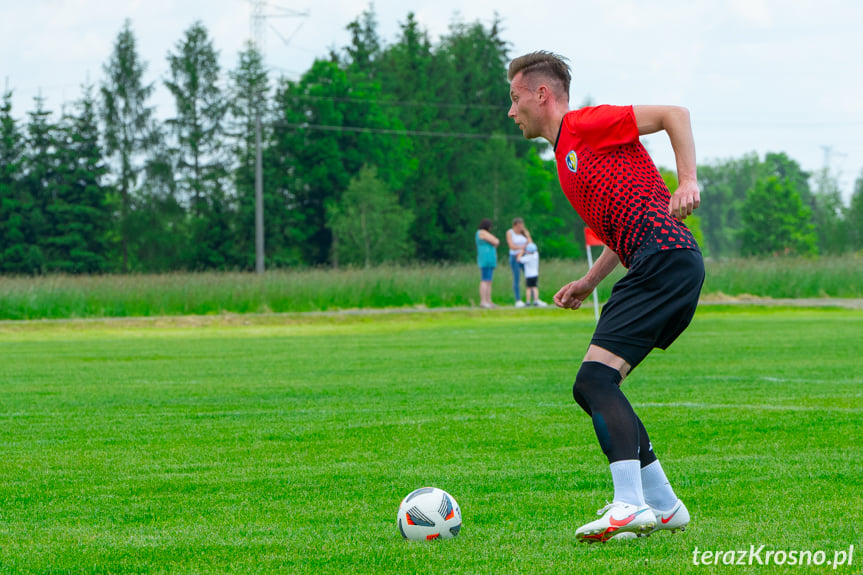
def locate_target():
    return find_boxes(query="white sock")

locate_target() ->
[609,459,645,506]
[641,460,678,511]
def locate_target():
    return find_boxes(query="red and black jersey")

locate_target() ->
[553,105,699,268]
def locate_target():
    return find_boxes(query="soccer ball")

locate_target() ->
[397,487,462,541]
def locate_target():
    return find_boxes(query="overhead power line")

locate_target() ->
[278,122,526,141]
[285,94,509,111]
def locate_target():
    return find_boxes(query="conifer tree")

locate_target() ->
[165,21,232,269]
[165,21,228,214]
[0,90,33,272]
[43,85,112,272]
[101,19,156,271]
[15,95,57,273]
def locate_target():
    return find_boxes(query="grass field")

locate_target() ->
[1,307,861,574]
[1,255,862,320]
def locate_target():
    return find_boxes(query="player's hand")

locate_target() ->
[554,279,595,310]
[670,180,700,220]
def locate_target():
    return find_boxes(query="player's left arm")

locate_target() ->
[633,105,700,220]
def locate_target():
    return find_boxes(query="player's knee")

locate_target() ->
[573,361,622,403]
[572,387,591,415]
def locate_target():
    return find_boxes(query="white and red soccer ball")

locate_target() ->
[397,487,462,541]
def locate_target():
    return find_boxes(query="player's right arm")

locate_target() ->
[553,247,621,309]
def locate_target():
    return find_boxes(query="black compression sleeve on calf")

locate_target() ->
[573,361,640,463]
[635,415,658,468]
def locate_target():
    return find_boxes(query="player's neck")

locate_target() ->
[544,105,570,147]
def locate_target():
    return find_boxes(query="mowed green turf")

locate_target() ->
[0,308,861,574]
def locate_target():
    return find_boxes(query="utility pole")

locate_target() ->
[248,0,308,274]
[251,0,266,275]
[255,107,264,274]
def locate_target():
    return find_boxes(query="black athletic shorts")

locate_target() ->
[526,276,538,288]
[591,248,704,370]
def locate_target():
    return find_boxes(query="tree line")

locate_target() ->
[2,7,862,274]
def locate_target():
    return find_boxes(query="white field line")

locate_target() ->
[634,401,863,413]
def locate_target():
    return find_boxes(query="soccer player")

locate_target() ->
[507,51,704,543]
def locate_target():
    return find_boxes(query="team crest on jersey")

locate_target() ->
[565,150,578,173]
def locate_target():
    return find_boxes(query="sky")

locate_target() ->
[2,0,861,202]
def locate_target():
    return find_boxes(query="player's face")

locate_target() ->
[508,73,540,139]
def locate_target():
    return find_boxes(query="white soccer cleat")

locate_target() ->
[650,499,690,534]
[575,502,656,544]
[610,498,690,540]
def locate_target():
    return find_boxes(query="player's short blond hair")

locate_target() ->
[508,51,571,99]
